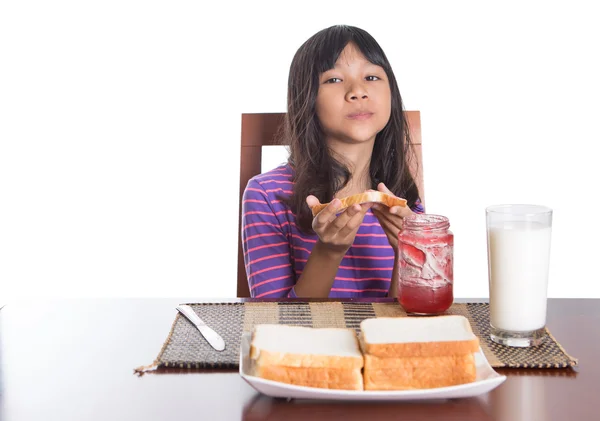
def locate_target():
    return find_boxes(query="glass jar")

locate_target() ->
[397,214,454,315]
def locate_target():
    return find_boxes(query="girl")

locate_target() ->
[242,25,424,298]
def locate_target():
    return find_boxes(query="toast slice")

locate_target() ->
[360,316,480,358]
[250,324,364,369]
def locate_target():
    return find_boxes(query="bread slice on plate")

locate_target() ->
[255,365,364,389]
[360,316,480,390]
[360,315,480,358]
[250,324,364,390]
[363,354,477,390]
[250,324,363,368]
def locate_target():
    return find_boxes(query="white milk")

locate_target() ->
[487,222,552,331]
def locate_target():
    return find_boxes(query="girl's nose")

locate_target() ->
[346,83,369,101]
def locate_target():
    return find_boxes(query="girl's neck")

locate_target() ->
[328,139,374,198]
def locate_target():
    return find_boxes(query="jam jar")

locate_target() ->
[397,214,454,314]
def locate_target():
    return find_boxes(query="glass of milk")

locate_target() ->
[486,204,552,347]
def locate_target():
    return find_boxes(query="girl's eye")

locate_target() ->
[366,76,380,81]
[324,77,342,84]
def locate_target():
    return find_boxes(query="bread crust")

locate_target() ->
[255,364,363,389]
[362,339,480,358]
[364,353,475,369]
[364,354,476,390]
[364,358,476,390]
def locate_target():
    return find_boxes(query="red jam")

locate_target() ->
[397,214,454,315]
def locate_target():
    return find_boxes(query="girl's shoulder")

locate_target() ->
[247,164,294,194]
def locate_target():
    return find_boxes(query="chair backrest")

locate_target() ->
[237,111,424,297]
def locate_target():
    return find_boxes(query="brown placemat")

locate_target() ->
[135,302,578,373]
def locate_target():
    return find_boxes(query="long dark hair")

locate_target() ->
[282,25,420,233]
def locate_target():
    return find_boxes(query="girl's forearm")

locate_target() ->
[293,241,345,298]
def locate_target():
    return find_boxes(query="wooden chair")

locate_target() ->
[237,111,425,297]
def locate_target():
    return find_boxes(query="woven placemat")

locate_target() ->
[135,302,578,373]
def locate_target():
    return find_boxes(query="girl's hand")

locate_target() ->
[306,195,373,256]
[371,183,413,251]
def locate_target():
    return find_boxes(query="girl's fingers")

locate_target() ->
[328,204,361,233]
[309,194,376,244]
[310,197,342,229]
[373,208,404,230]
[306,195,320,208]
[372,203,411,217]
[373,209,402,247]
[377,217,398,236]
[375,183,412,217]
[389,205,413,218]
[377,182,393,195]
[338,203,371,239]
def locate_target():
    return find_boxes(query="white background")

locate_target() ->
[1,0,598,300]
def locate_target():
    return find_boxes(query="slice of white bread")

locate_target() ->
[360,316,480,358]
[250,324,364,390]
[250,324,364,369]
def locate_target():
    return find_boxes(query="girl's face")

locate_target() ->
[315,43,391,146]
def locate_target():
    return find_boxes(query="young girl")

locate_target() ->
[242,25,424,298]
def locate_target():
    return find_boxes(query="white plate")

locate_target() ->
[239,333,506,401]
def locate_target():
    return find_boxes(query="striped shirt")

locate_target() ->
[241,164,424,298]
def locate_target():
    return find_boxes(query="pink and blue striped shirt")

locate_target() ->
[241,164,424,298]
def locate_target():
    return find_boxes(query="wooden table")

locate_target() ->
[0,298,597,420]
